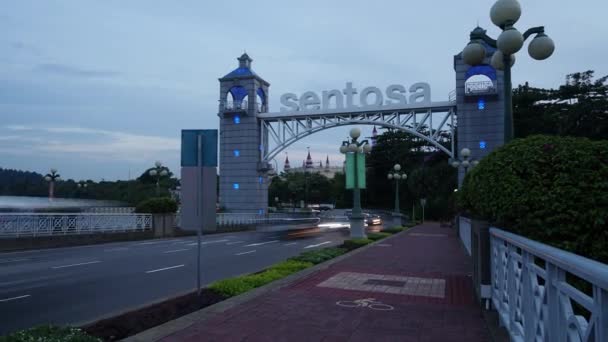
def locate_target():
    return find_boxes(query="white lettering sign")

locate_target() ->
[280,82,431,112]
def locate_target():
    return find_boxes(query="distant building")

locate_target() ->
[284,152,343,179]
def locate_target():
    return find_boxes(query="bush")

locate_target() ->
[0,326,100,342]
[459,135,608,263]
[290,247,346,264]
[341,238,373,251]
[383,227,405,234]
[367,232,391,241]
[135,197,178,214]
[209,260,313,297]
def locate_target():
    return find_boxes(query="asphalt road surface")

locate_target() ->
[0,225,370,335]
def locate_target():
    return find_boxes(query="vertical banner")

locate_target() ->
[357,153,366,189]
[181,129,218,232]
[345,153,355,189]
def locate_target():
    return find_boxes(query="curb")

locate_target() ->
[122,228,411,342]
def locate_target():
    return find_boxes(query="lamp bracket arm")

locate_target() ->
[522,26,545,41]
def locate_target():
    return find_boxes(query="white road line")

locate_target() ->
[186,239,229,246]
[133,241,167,246]
[304,241,332,249]
[104,247,129,252]
[284,242,297,246]
[236,250,256,256]
[226,241,245,245]
[51,261,101,269]
[0,258,30,264]
[163,249,189,254]
[0,294,31,303]
[244,240,278,247]
[146,264,185,273]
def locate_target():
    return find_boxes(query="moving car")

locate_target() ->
[364,213,383,225]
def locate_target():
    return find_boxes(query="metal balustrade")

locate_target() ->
[0,213,152,237]
[84,207,135,214]
[490,227,608,342]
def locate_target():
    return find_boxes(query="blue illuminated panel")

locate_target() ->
[233,115,240,124]
[478,98,486,110]
[258,209,264,215]
[233,183,239,190]
[259,176,263,184]
[233,150,240,157]
[479,141,487,149]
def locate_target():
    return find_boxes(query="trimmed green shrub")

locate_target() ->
[459,135,608,263]
[290,247,347,264]
[0,326,100,342]
[341,238,373,251]
[135,197,178,214]
[209,260,313,297]
[383,227,405,234]
[367,232,391,241]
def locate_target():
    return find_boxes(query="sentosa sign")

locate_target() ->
[280,82,431,112]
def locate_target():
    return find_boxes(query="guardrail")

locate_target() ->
[490,227,608,342]
[0,213,152,237]
[84,207,135,214]
[459,216,472,256]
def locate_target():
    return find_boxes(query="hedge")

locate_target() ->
[366,232,391,241]
[458,135,608,263]
[341,238,373,251]
[290,247,346,264]
[0,326,100,342]
[135,197,178,214]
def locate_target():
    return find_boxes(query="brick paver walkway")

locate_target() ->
[161,223,490,341]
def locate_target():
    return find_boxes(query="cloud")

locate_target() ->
[33,63,121,78]
[2,125,179,161]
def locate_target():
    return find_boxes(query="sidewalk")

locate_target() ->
[158,223,490,341]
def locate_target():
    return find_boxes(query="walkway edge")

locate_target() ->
[122,229,409,342]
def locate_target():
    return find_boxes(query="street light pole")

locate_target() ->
[340,128,372,239]
[461,0,555,143]
[387,164,407,228]
[450,148,480,185]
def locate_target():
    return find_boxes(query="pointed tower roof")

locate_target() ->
[284,154,291,172]
[325,155,330,169]
[220,53,269,85]
[305,149,314,169]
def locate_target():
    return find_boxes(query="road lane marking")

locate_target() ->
[284,242,297,246]
[133,241,167,246]
[104,247,129,252]
[163,249,189,254]
[236,250,256,256]
[146,264,185,273]
[244,240,278,247]
[51,261,101,269]
[0,258,30,264]
[304,241,332,249]
[0,294,31,303]
[226,241,245,245]
[186,239,229,246]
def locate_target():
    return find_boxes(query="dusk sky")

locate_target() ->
[1,1,607,181]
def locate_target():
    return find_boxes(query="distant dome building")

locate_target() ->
[284,152,343,179]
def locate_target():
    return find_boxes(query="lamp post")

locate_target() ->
[387,164,406,228]
[461,0,554,143]
[450,148,480,175]
[340,127,372,238]
[149,161,169,196]
[44,168,61,200]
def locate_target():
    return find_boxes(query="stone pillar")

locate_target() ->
[471,219,491,305]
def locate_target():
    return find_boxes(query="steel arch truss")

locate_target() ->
[260,105,457,162]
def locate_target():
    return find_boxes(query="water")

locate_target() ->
[0,196,123,211]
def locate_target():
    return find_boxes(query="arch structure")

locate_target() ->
[259,101,456,163]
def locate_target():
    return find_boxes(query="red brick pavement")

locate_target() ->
[161,223,490,342]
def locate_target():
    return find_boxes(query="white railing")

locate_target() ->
[490,228,608,342]
[0,213,152,237]
[84,207,135,214]
[459,216,472,256]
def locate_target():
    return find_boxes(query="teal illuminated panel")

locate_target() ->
[181,130,218,167]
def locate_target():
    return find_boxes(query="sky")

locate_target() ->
[1,0,607,181]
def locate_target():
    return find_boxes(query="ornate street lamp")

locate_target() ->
[461,0,554,143]
[149,161,169,196]
[340,127,372,238]
[387,164,407,228]
[450,148,480,174]
[44,168,61,200]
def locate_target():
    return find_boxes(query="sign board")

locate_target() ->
[180,129,218,233]
[420,198,427,207]
[345,153,366,190]
[280,82,431,112]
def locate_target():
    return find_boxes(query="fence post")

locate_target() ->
[471,219,491,305]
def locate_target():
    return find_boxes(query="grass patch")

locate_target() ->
[341,238,373,251]
[367,232,391,241]
[0,326,100,342]
[290,247,347,264]
[209,260,313,297]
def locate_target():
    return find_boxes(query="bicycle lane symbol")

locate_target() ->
[335,298,394,311]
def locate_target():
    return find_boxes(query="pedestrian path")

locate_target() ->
[160,223,490,341]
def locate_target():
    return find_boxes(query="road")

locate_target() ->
[0,225,364,335]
